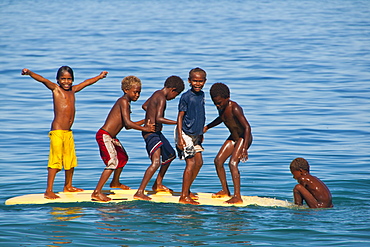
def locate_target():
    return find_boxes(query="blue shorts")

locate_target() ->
[143,132,176,165]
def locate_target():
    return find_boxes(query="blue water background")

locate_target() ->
[1,0,369,246]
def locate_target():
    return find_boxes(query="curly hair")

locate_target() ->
[210,82,230,99]
[121,76,141,91]
[290,157,310,172]
[188,67,207,80]
[164,75,185,93]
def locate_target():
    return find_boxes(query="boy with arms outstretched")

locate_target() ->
[290,157,333,208]
[134,76,184,201]
[176,67,206,205]
[203,83,252,204]
[21,66,107,199]
[92,76,155,202]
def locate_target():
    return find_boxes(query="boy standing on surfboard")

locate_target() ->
[290,157,333,208]
[21,67,107,199]
[203,83,253,204]
[91,76,155,202]
[175,67,207,205]
[134,76,184,201]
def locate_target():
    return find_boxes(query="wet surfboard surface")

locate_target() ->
[5,189,292,207]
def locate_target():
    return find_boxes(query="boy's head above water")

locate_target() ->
[210,82,230,99]
[56,66,74,81]
[188,67,207,93]
[290,157,310,172]
[121,76,142,102]
[188,67,207,81]
[164,75,185,93]
[56,66,74,90]
[210,82,231,110]
[121,75,142,91]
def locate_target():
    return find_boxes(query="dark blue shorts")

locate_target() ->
[143,131,176,165]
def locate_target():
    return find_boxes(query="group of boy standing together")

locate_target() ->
[21,66,332,208]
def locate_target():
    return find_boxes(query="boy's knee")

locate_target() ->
[48,167,61,172]
[214,157,223,166]
[293,184,304,192]
[213,158,218,165]
[228,160,239,168]
[149,160,161,170]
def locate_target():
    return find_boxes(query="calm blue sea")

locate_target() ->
[1,0,369,246]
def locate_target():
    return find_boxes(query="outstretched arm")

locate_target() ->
[120,100,155,132]
[133,119,145,126]
[73,71,108,92]
[155,97,177,125]
[21,68,57,90]
[203,116,223,133]
[125,119,145,130]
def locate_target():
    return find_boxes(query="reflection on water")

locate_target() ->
[46,207,85,245]
[91,202,255,245]
[49,207,84,221]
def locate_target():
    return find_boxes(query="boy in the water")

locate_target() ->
[92,76,154,202]
[21,66,107,199]
[203,82,252,204]
[134,75,184,201]
[290,157,333,208]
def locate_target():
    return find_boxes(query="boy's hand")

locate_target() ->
[240,148,248,163]
[177,137,186,151]
[21,68,30,75]
[143,119,155,132]
[100,71,108,79]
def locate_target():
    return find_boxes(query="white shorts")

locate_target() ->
[174,127,204,160]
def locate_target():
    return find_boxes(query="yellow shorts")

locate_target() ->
[48,130,77,170]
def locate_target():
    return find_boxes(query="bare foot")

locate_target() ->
[91,191,112,202]
[64,186,84,192]
[134,192,152,201]
[110,183,131,190]
[189,192,199,200]
[212,190,231,198]
[179,196,200,205]
[152,184,173,193]
[44,191,60,199]
[225,196,243,204]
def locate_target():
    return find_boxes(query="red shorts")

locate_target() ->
[96,128,128,169]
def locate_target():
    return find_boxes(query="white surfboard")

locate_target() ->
[5,189,292,207]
